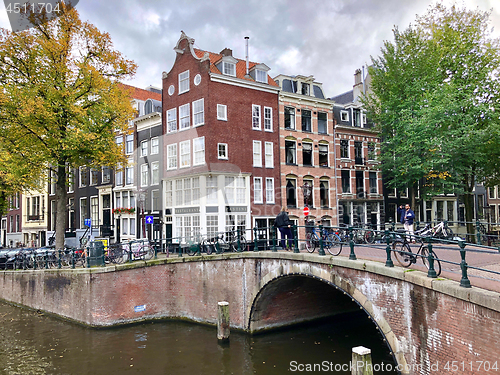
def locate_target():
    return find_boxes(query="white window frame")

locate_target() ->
[151,161,159,185]
[167,108,177,133]
[140,140,148,157]
[341,110,349,122]
[180,140,191,168]
[193,137,205,166]
[193,98,204,127]
[179,103,190,130]
[252,104,261,130]
[266,178,275,204]
[167,143,177,170]
[179,70,190,94]
[125,163,134,185]
[218,143,228,160]
[256,69,267,83]
[141,164,149,187]
[150,137,159,155]
[223,61,236,76]
[264,142,273,168]
[253,140,262,167]
[217,104,227,121]
[125,134,134,155]
[254,177,263,204]
[264,107,272,132]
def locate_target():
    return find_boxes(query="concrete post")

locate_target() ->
[217,301,230,343]
[351,346,373,375]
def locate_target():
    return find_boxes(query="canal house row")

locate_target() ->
[3,31,383,248]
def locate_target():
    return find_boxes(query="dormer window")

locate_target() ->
[223,62,236,76]
[255,69,267,83]
[301,83,310,95]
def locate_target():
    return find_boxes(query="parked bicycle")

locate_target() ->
[225,227,247,252]
[391,235,442,276]
[305,223,342,255]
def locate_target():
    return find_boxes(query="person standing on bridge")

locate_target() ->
[274,207,293,250]
[398,204,415,242]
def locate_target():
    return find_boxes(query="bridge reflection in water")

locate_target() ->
[0,301,396,374]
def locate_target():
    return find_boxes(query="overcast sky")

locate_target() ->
[1,0,499,97]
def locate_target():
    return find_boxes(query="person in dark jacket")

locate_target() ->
[398,204,415,242]
[274,207,293,249]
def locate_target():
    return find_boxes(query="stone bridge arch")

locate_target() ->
[247,263,408,370]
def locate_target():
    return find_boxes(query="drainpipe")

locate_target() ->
[245,37,250,77]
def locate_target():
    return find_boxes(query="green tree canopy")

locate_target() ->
[0,5,137,247]
[364,4,500,234]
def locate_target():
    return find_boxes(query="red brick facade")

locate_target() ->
[161,33,280,242]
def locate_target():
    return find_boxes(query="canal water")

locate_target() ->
[0,301,397,374]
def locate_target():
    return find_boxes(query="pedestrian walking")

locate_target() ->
[274,207,293,249]
[398,204,415,242]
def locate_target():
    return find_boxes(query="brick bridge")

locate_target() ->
[1,252,499,374]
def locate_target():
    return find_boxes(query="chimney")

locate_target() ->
[220,48,232,57]
[245,37,250,76]
[354,69,362,85]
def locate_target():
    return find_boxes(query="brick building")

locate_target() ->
[273,74,336,238]
[161,32,280,243]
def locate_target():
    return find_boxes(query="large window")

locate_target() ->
[318,112,327,134]
[217,104,227,121]
[151,137,159,155]
[167,144,177,170]
[264,107,272,131]
[285,140,296,165]
[367,142,375,161]
[79,167,88,187]
[340,140,349,158]
[140,140,148,157]
[125,165,133,185]
[179,70,189,94]
[115,165,123,186]
[152,190,160,212]
[125,134,134,154]
[341,170,351,193]
[193,137,205,166]
[302,142,313,166]
[266,178,275,204]
[193,99,204,126]
[254,177,263,204]
[369,172,377,194]
[253,140,262,167]
[102,167,111,184]
[223,62,235,76]
[320,180,329,208]
[223,176,245,204]
[151,162,159,185]
[218,143,228,159]
[286,178,297,207]
[252,105,261,130]
[265,142,273,168]
[284,107,295,130]
[91,197,99,227]
[319,144,328,167]
[180,140,190,168]
[354,141,363,165]
[167,108,177,133]
[179,103,190,130]
[80,198,88,229]
[301,109,312,132]
[141,164,149,187]
[90,169,98,186]
[353,109,362,127]
[206,176,218,204]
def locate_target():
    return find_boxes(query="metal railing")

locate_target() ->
[3,224,500,290]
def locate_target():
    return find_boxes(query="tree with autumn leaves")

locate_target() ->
[364,4,500,239]
[0,5,137,249]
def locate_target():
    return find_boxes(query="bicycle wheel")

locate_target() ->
[326,233,342,256]
[139,245,154,260]
[202,240,214,255]
[421,248,442,277]
[305,232,316,253]
[392,241,413,267]
[364,230,376,244]
[443,227,454,240]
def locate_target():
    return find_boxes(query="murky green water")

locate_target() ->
[0,301,397,374]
